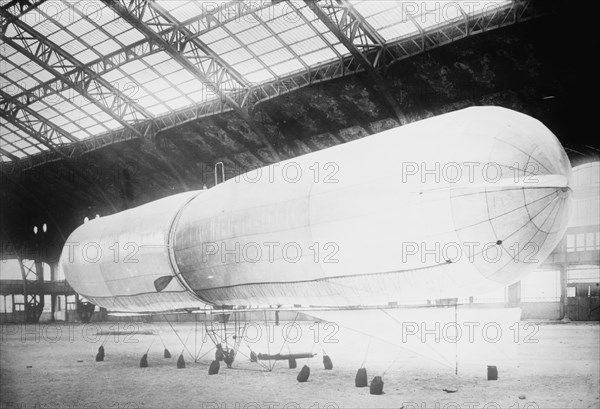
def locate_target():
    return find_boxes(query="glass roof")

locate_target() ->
[0,0,511,164]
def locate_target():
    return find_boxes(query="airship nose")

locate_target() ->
[449,109,572,287]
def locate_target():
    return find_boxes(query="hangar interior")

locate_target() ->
[1,0,599,323]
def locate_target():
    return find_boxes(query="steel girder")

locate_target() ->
[0,147,20,162]
[0,106,70,160]
[102,0,281,162]
[0,0,47,16]
[2,0,540,173]
[0,89,78,144]
[4,1,267,110]
[0,10,153,131]
[304,0,407,124]
[246,0,538,110]
[4,40,162,113]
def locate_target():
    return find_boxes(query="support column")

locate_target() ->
[17,257,44,323]
[508,281,522,307]
[560,264,568,320]
[50,263,57,322]
[76,293,95,323]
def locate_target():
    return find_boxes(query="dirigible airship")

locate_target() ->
[59,106,572,313]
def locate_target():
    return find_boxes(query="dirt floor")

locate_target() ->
[1,319,598,409]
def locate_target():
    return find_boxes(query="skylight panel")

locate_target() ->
[72,112,99,129]
[74,49,101,64]
[199,26,228,44]
[321,32,340,45]
[23,146,42,155]
[142,52,171,66]
[187,89,209,103]
[80,29,110,46]
[49,115,71,127]
[367,6,410,30]
[32,18,62,37]
[36,106,60,120]
[101,69,126,83]
[1,131,20,143]
[27,100,48,112]
[224,14,261,34]
[168,2,203,22]
[47,30,75,46]
[351,0,397,18]
[122,112,139,122]
[94,39,121,55]
[62,39,88,55]
[245,70,275,84]
[60,123,82,134]
[277,24,315,44]
[153,87,185,102]
[1,127,15,141]
[178,79,207,95]
[0,42,17,60]
[301,48,338,66]
[102,119,122,130]
[379,21,419,41]
[70,129,91,140]
[53,100,78,114]
[164,97,191,111]
[115,29,145,46]
[84,5,121,27]
[146,104,170,116]
[333,43,350,56]
[11,150,27,159]
[30,67,54,83]
[17,7,44,27]
[253,2,282,23]
[0,75,21,93]
[145,77,171,93]
[1,144,17,155]
[247,36,282,55]
[0,57,15,70]
[242,24,272,43]
[260,48,294,66]
[458,0,511,16]
[232,59,264,75]
[305,17,329,34]
[412,3,462,30]
[1,122,17,132]
[0,83,21,96]
[5,68,31,84]
[102,18,132,36]
[156,0,184,12]
[13,138,32,149]
[13,128,33,142]
[154,59,184,76]
[210,36,242,54]
[69,1,101,19]
[290,37,327,55]
[43,0,71,20]
[137,95,161,108]
[163,69,196,85]
[67,18,97,37]
[125,68,159,84]
[220,48,253,66]
[121,60,148,75]
[271,59,305,77]
[79,104,103,117]
[7,50,30,66]
[87,124,108,136]
[264,13,303,34]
